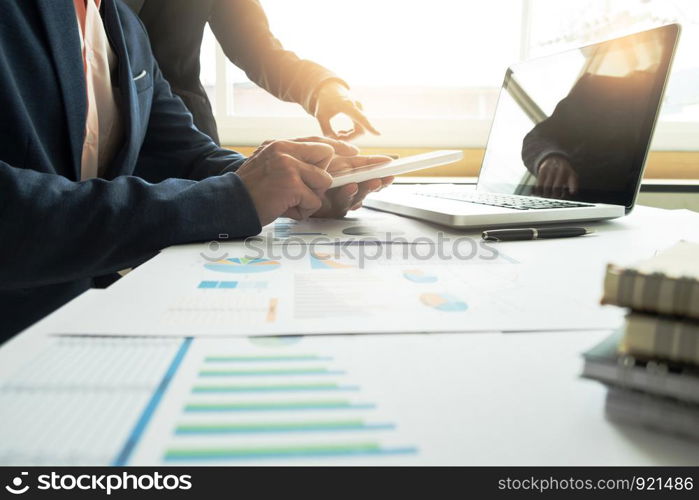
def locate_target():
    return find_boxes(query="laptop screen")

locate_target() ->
[476,24,679,208]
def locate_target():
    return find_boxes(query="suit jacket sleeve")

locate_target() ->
[521,105,575,176]
[521,125,572,176]
[134,58,249,182]
[0,62,261,290]
[521,74,608,175]
[208,0,346,115]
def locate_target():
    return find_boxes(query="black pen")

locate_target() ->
[481,227,593,242]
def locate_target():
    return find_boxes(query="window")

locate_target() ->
[201,0,699,150]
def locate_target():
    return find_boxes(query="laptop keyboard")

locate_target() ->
[417,191,594,210]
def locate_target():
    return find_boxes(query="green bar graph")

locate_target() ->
[199,368,343,377]
[164,442,417,461]
[192,383,358,393]
[185,400,374,412]
[175,419,395,434]
[160,344,419,464]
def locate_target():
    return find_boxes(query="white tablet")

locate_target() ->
[329,150,464,188]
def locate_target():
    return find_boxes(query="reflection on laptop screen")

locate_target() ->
[476,25,679,208]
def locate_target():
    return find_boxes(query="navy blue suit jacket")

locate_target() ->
[0,0,261,340]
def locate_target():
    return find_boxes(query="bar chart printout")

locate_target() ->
[128,337,418,465]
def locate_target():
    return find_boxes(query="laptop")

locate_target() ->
[364,24,680,229]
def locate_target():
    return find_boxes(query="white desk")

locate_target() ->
[1,206,698,465]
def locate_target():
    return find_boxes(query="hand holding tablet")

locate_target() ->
[329,150,464,188]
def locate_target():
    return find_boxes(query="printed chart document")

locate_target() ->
[54,242,622,337]
[4,333,698,465]
[128,336,420,466]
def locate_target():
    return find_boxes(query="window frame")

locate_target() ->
[207,0,699,152]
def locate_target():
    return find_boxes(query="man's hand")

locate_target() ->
[314,81,380,141]
[312,155,394,218]
[534,155,579,199]
[237,136,391,224]
[236,138,342,225]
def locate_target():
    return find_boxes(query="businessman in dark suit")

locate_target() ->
[0,0,389,340]
[122,0,378,144]
[521,70,658,203]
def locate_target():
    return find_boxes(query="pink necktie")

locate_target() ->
[73,0,122,180]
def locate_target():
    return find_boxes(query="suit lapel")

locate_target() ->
[36,0,86,181]
[121,0,146,14]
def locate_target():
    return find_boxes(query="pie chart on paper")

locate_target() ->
[420,293,468,312]
[204,257,281,274]
[403,269,439,284]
